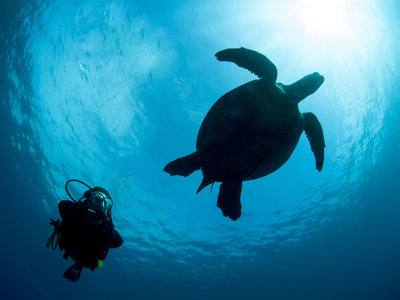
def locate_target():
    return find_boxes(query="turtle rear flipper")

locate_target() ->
[164,151,203,177]
[217,180,243,221]
[303,112,325,171]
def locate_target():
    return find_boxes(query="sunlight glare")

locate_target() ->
[299,0,348,35]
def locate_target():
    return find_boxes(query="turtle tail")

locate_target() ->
[197,173,215,194]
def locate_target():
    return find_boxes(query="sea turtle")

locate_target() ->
[164,47,325,221]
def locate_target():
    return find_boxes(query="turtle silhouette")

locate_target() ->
[164,47,325,220]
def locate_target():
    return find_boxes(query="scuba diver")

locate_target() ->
[46,179,123,282]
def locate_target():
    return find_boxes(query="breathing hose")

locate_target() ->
[65,179,92,204]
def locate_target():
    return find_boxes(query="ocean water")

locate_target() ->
[1,0,400,299]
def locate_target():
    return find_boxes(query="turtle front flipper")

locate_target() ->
[217,180,243,221]
[164,151,203,177]
[303,112,325,171]
[215,47,277,84]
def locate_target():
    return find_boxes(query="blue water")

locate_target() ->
[1,0,400,299]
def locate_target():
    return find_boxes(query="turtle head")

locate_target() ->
[286,72,325,103]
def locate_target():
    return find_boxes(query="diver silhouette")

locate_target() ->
[46,180,123,282]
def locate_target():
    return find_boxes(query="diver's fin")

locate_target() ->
[63,262,83,282]
[164,151,203,177]
[217,180,243,221]
[303,112,325,171]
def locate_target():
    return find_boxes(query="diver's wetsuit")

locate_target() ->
[58,200,123,270]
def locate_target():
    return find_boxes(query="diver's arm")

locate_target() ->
[58,200,79,220]
[108,229,123,248]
